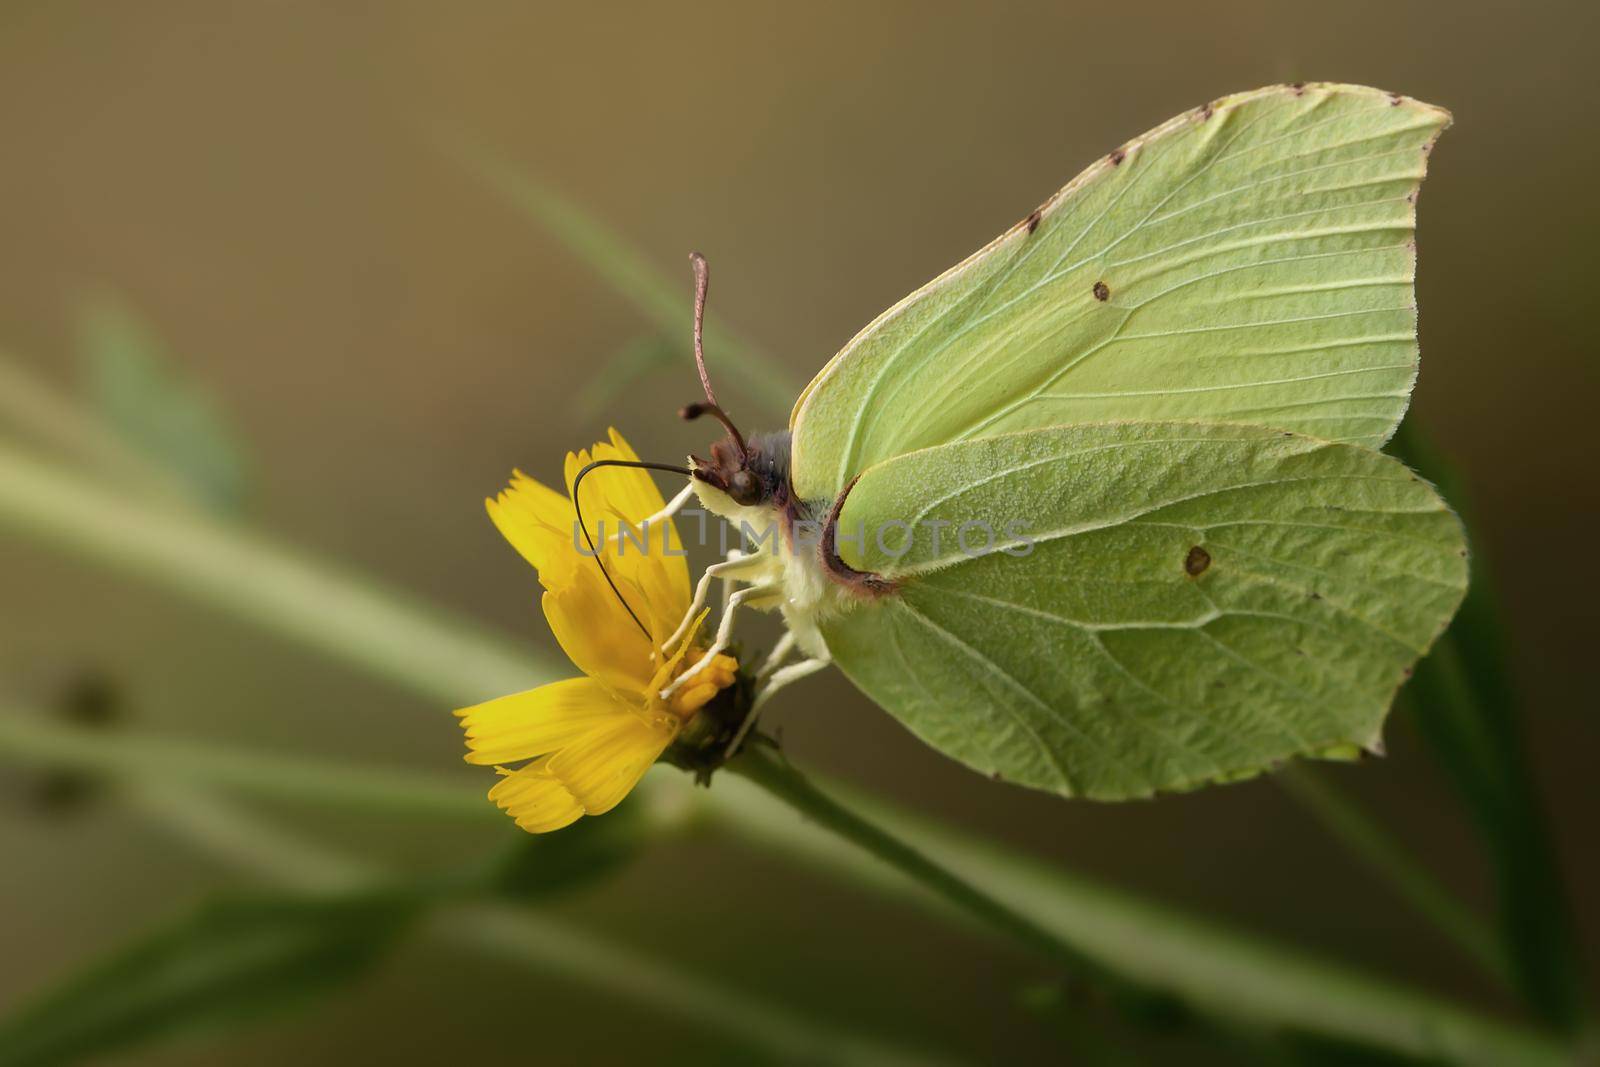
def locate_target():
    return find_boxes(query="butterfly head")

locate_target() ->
[677,251,792,516]
[683,406,789,512]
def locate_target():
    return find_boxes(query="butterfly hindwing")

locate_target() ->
[819,422,1467,798]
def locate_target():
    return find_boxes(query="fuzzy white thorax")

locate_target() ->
[689,475,853,660]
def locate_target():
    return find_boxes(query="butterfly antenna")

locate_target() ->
[690,251,716,406]
[680,401,747,459]
[571,458,694,641]
[682,252,748,459]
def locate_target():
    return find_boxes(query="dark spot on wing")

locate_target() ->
[1198,102,1215,121]
[1025,209,1042,234]
[1309,590,1323,600]
[1389,93,1404,106]
[1290,82,1306,95]
[1109,147,1125,166]
[1092,281,1110,301]
[1184,545,1211,577]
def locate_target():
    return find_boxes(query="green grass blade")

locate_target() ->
[0,891,417,1067]
[0,349,192,502]
[441,137,800,417]
[708,764,1569,1067]
[1388,422,1588,1030]
[1275,764,1506,983]
[0,430,1576,1063]
[75,292,248,513]
[128,786,956,1067]
[0,709,492,821]
[0,708,1568,1065]
[571,333,683,422]
[0,440,551,706]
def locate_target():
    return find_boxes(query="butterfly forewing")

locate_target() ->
[790,84,1450,504]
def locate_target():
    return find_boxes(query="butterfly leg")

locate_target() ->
[661,582,781,699]
[724,650,831,757]
[720,549,742,612]
[756,630,797,681]
[629,480,695,537]
[660,549,766,656]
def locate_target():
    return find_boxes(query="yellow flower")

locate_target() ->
[456,430,738,833]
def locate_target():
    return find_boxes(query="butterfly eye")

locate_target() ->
[728,469,762,506]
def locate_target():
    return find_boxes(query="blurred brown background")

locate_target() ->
[1,1,1595,1062]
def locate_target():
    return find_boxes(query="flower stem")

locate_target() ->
[714,754,1569,1067]
[728,745,1122,988]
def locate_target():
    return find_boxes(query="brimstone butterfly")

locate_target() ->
[642,83,1465,799]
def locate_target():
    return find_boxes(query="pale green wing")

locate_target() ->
[820,423,1466,799]
[790,84,1450,503]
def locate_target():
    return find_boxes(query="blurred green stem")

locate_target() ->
[728,746,1122,990]
[0,441,549,706]
[0,710,492,822]
[0,710,1568,1066]
[1274,764,1507,983]
[1407,631,1589,1032]
[128,782,937,1066]
[446,141,798,415]
[705,763,1569,1067]
[1389,422,1588,1030]
[0,351,192,503]
[0,440,1571,1065]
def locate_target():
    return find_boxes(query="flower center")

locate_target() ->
[665,649,739,719]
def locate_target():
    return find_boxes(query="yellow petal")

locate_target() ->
[633,550,691,646]
[485,431,693,698]
[566,431,664,529]
[567,431,691,613]
[455,676,629,766]
[545,711,675,815]
[543,573,657,695]
[486,470,581,589]
[566,541,682,652]
[487,762,584,833]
